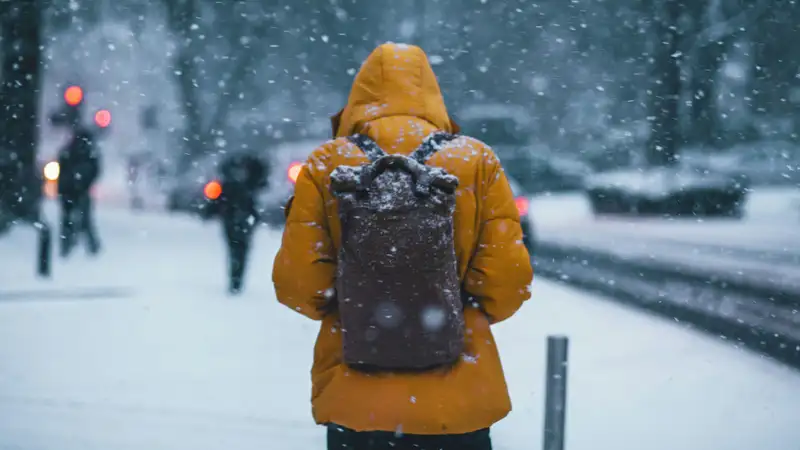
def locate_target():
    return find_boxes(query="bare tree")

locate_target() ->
[646,0,685,166]
[686,0,771,147]
[162,0,271,171]
[0,0,43,221]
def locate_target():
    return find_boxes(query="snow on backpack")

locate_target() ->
[329,132,465,371]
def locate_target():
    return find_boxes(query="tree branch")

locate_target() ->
[687,0,770,52]
[203,47,259,140]
[203,19,270,140]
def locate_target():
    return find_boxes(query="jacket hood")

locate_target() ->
[331,43,459,138]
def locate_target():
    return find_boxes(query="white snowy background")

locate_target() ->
[1,0,799,448]
[1,199,799,450]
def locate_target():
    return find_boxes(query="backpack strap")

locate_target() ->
[347,134,387,162]
[410,131,457,164]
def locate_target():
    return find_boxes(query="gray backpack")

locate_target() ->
[329,132,465,371]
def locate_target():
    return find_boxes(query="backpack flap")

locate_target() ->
[329,134,387,196]
[329,165,363,194]
[411,162,459,198]
[331,153,459,200]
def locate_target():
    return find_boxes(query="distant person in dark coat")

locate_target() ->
[57,124,101,257]
[204,153,268,294]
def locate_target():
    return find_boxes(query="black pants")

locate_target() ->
[223,214,254,293]
[327,425,492,450]
[60,193,100,257]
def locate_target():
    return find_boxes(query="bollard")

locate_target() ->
[543,335,569,450]
[36,221,51,278]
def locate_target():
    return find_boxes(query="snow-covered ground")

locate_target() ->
[1,203,800,449]
[530,187,800,281]
[531,186,799,235]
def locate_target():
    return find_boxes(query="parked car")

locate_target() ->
[525,153,593,194]
[683,140,800,187]
[584,164,748,218]
[506,174,536,253]
[455,103,591,194]
[164,153,225,216]
[258,139,320,227]
[454,103,538,191]
[164,153,260,215]
[166,116,330,219]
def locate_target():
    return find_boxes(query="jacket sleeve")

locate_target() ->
[464,152,533,324]
[272,149,336,321]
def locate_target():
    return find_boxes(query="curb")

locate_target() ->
[533,242,800,370]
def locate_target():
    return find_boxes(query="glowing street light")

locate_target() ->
[94,109,111,128]
[64,85,83,106]
[204,180,222,200]
[43,161,60,181]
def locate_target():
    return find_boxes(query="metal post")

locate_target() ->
[36,220,51,277]
[543,335,569,450]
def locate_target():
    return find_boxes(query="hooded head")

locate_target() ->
[331,43,459,138]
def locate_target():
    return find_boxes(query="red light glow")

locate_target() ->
[514,196,530,217]
[94,109,111,128]
[204,180,222,200]
[64,86,83,106]
[288,162,303,183]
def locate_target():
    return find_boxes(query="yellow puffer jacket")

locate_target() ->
[273,42,533,435]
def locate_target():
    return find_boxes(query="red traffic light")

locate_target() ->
[64,85,83,106]
[204,180,222,200]
[94,109,111,128]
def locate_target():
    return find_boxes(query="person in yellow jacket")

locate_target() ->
[273,42,533,450]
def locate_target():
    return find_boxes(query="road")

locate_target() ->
[1,204,799,450]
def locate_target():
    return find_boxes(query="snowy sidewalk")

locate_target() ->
[1,205,800,449]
